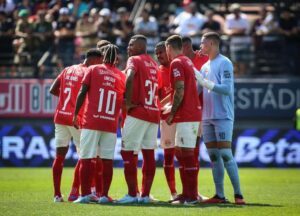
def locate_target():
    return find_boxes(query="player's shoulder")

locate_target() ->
[219,54,232,65]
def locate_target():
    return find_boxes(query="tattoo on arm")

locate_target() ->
[170,80,184,116]
[125,69,135,106]
[74,84,88,118]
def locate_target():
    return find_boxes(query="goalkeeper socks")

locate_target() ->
[80,159,93,196]
[121,150,137,197]
[163,148,177,194]
[70,159,81,196]
[52,154,65,197]
[141,149,156,197]
[101,159,113,197]
[95,158,103,197]
[220,148,242,196]
[207,148,225,198]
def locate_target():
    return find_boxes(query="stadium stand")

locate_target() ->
[0,0,299,78]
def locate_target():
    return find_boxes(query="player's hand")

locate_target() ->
[73,116,78,129]
[193,67,205,85]
[166,113,174,125]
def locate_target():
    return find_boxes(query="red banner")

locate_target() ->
[0,79,57,118]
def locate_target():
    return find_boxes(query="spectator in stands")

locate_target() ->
[201,10,222,34]
[224,3,251,76]
[54,7,76,67]
[16,0,33,15]
[97,8,116,43]
[251,6,278,50]
[158,13,171,41]
[134,8,159,53]
[75,11,97,49]
[172,1,206,46]
[0,11,14,67]
[32,10,53,53]
[73,0,90,19]
[0,0,15,16]
[13,9,34,65]
[278,8,300,75]
[113,7,134,54]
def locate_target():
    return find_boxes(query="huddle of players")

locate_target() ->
[50,32,245,205]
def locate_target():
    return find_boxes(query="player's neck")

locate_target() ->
[186,50,195,60]
[209,50,220,60]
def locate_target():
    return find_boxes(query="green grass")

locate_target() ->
[0,168,300,216]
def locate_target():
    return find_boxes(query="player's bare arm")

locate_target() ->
[49,76,61,97]
[73,84,88,129]
[166,80,184,125]
[125,68,137,113]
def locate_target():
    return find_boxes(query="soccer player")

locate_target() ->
[155,41,177,200]
[182,36,209,200]
[194,32,245,204]
[50,49,103,203]
[117,35,160,204]
[97,39,111,49]
[73,45,126,204]
[165,35,201,204]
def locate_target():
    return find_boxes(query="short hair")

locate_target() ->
[165,35,182,50]
[131,34,147,43]
[182,36,192,44]
[86,48,102,59]
[103,44,119,65]
[97,40,111,49]
[202,32,221,44]
[155,41,166,49]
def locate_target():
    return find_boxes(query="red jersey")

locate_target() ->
[170,54,201,123]
[125,54,160,124]
[192,52,208,120]
[81,64,126,133]
[158,65,172,120]
[54,64,87,126]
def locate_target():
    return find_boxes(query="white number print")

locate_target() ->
[98,88,117,115]
[62,87,71,110]
[145,80,158,106]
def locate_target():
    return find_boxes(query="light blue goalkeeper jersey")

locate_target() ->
[200,53,234,121]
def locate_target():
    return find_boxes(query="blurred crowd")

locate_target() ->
[0,0,300,78]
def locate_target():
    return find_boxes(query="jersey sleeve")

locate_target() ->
[82,67,92,87]
[126,57,137,73]
[212,60,234,95]
[170,60,185,86]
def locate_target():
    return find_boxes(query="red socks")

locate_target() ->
[163,148,176,194]
[101,159,113,197]
[182,149,198,200]
[80,159,93,196]
[52,154,65,197]
[95,158,103,197]
[121,150,137,197]
[141,149,156,197]
[133,154,140,195]
[175,148,187,197]
[69,159,81,196]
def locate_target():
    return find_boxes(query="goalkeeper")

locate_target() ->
[194,32,245,205]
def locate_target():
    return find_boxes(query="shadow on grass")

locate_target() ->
[84,201,282,208]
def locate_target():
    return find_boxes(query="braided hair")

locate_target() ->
[103,44,119,66]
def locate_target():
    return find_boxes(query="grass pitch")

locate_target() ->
[0,168,299,216]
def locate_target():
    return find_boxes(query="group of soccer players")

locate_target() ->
[50,32,246,205]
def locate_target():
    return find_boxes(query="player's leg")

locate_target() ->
[94,156,103,197]
[117,116,145,203]
[68,126,81,201]
[97,131,117,203]
[52,124,71,202]
[74,129,99,203]
[216,120,245,204]
[160,120,177,199]
[139,122,158,203]
[202,120,227,203]
[175,122,199,203]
